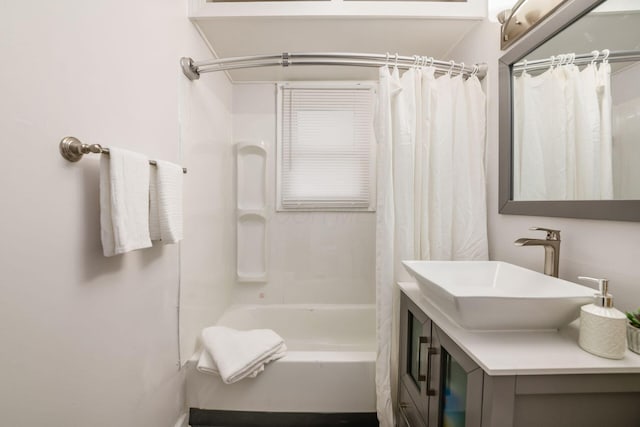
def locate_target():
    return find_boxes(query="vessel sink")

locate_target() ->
[402,261,595,331]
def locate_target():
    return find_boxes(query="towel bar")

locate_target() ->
[59,136,187,174]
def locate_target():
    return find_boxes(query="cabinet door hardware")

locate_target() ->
[418,336,429,381]
[426,347,438,396]
[398,403,414,427]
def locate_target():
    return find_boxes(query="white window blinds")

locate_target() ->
[277,85,375,210]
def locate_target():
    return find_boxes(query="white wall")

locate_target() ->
[0,1,232,426]
[611,63,640,199]
[612,63,640,106]
[231,84,376,305]
[449,22,640,313]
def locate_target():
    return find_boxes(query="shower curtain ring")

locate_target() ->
[394,53,399,68]
[385,52,390,66]
[590,50,600,65]
[602,49,610,63]
[459,62,465,75]
[448,60,455,75]
[429,57,434,67]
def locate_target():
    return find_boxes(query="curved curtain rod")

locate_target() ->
[180,52,488,81]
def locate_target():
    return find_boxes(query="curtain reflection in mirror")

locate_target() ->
[513,54,613,200]
[611,60,640,200]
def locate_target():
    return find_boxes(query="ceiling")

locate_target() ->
[193,17,481,81]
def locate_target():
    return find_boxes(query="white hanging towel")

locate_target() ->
[100,148,152,257]
[196,326,287,384]
[149,160,183,243]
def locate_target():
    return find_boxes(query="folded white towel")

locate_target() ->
[100,148,152,257]
[196,326,287,384]
[197,350,266,380]
[149,160,183,243]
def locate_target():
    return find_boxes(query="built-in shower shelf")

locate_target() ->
[237,209,266,217]
[236,141,268,283]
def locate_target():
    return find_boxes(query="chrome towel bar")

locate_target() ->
[59,136,187,174]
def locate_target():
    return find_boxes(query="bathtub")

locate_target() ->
[186,304,376,414]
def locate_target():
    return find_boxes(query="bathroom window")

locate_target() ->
[276,83,376,211]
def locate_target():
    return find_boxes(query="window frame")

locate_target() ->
[276,82,377,212]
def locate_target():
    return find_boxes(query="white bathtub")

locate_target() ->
[186,304,376,413]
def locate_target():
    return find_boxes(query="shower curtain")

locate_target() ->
[374,65,488,427]
[513,61,613,200]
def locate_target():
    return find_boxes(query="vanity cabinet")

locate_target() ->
[399,290,640,427]
[399,294,482,427]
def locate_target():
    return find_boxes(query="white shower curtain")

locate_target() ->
[374,65,488,427]
[513,61,613,200]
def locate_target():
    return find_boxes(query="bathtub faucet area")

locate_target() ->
[514,227,561,277]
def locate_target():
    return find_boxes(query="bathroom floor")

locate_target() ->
[189,409,379,427]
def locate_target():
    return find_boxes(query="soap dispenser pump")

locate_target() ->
[577,276,626,359]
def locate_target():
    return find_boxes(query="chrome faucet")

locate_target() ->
[514,227,561,277]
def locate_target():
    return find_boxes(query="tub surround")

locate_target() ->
[230,84,376,306]
[400,282,640,375]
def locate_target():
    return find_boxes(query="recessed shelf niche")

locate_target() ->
[236,141,268,282]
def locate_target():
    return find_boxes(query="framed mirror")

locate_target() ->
[499,0,640,221]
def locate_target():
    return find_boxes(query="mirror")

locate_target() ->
[499,0,640,221]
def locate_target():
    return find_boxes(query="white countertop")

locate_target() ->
[399,281,640,376]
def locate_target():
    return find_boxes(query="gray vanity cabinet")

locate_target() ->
[399,294,483,427]
[399,291,640,427]
[399,295,430,426]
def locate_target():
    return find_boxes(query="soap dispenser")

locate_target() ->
[577,276,627,359]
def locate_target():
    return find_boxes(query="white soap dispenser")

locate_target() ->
[577,276,627,359]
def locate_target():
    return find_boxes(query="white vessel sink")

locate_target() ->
[402,261,595,331]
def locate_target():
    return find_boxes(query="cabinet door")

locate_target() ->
[428,324,483,427]
[399,384,428,427]
[399,294,431,422]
